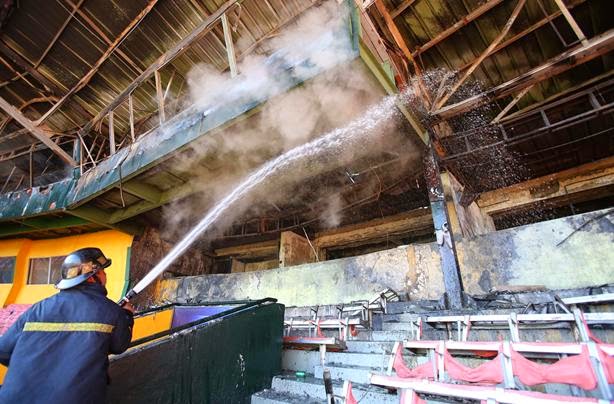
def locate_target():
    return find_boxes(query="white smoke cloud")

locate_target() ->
[160,0,422,241]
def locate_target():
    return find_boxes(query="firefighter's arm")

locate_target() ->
[0,312,28,366]
[110,307,134,354]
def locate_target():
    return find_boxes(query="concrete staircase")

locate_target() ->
[252,304,442,404]
[251,334,403,404]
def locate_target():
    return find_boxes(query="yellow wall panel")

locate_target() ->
[132,308,174,341]
[0,230,134,306]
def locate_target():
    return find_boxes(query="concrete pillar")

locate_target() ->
[279,231,317,267]
[441,172,495,238]
[424,146,464,309]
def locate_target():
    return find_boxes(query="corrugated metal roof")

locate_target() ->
[0,0,317,190]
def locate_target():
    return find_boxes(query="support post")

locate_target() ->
[108,110,116,155]
[28,147,33,188]
[155,70,165,124]
[424,145,464,309]
[128,92,135,142]
[221,12,238,77]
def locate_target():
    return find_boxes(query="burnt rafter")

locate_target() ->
[411,0,504,57]
[434,0,527,110]
[0,96,76,165]
[78,0,242,137]
[433,29,614,119]
[34,0,159,125]
[456,0,586,73]
[373,0,431,104]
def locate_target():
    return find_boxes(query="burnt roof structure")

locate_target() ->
[0,0,611,243]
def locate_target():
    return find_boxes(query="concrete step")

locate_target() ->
[270,373,398,404]
[344,339,395,353]
[357,330,411,341]
[381,322,421,332]
[251,389,322,404]
[315,364,379,384]
[283,350,391,373]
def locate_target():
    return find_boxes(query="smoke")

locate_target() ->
[186,1,354,112]
[160,0,422,242]
[321,194,343,229]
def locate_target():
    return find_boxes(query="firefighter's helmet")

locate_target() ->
[56,247,112,290]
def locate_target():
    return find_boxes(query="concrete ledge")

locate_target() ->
[156,209,614,307]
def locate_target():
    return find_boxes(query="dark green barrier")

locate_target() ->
[108,300,284,404]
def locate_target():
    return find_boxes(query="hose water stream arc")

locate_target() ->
[122,93,405,302]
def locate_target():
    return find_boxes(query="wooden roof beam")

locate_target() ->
[35,0,159,125]
[553,0,588,46]
[391,0,418,19]
[412,0,503,57]
[34,0,86,68]
[435,0,526,110]
[477,156,614,216]
[79,0,241,137]
[0,96,76,166]
[433,28,614,119]
[456,0,586,73]
[374,0,431,105]
[490,84,533,124]
[0,39,67,95]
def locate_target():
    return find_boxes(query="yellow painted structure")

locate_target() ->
[131,308,174,341]
[0,230,138,383]
[0,230,133,305]
[0,231,177,383]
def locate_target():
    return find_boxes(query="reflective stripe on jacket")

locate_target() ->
[0,282,133,404]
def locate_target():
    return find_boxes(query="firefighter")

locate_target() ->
[0,247,134,404]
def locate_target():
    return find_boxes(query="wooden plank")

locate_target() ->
[214,239,278,259]
[79,0,239,137]
[490,85,533,124]
[434,29,614,119]
[108,110,116,155]
[0,96,76,165]
[315,208,433,249]
[412,0,504,57]
[35,0,159,125]
[0,40,66,95]
[435,0,526,109]
[553,0,588,45]
[456,0,586,73]
[155,70,165,124]
[128,92,135,142]
[221,12,238,77]
[562,293,614,305]
[279,231,315,267]
[477,156,614,215]
[34,0,86,67]
[374,0,431,104]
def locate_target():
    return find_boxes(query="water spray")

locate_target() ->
[119,92,407,306]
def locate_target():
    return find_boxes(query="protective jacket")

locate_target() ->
[0,282,133,404]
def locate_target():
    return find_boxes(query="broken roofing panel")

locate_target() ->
[0,7,360,223]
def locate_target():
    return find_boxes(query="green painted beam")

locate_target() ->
[108,181,196,224]
[120,180,162,203]
[69,206,143,235]
[358,39,428,144]
[0,216,89,237]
